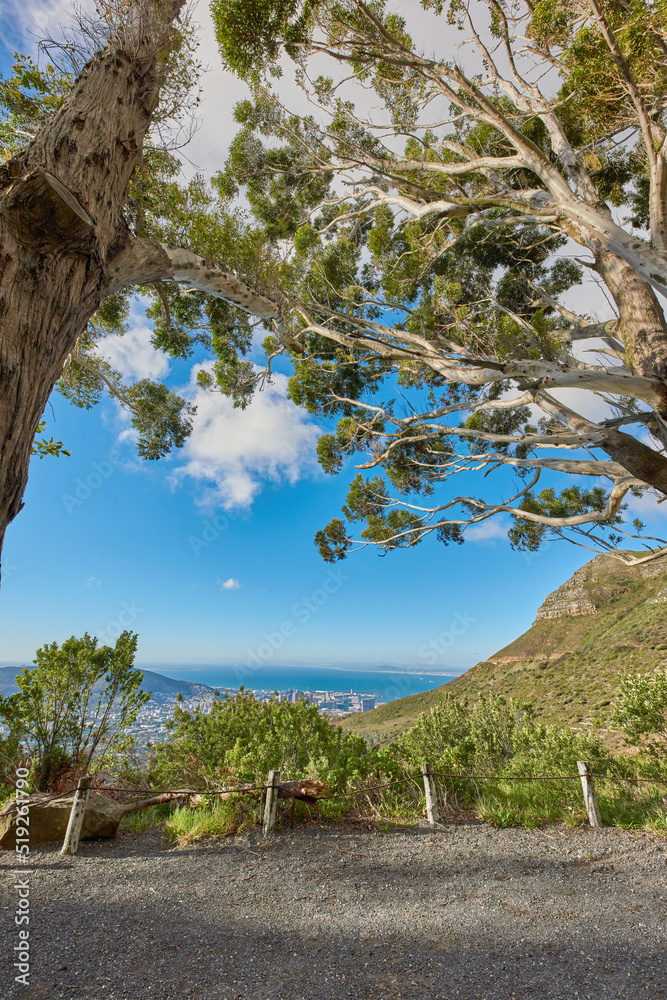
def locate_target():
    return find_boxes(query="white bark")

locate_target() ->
[315,11,667,293]
[160,246,303,352]
[161,246,281,321]
[589,0,667,257]
[303,311,665,406]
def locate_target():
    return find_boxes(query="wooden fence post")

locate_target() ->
[422,762,437,826]
[61,776,93,855]
[577,761,602,828]
[263,769,280,836]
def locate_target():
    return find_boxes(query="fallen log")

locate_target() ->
[0,778,329,848]
[277,779,328,803]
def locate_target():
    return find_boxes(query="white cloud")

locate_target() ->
[85,576,101,588]
[100,323,169,382]
[0,0,86,56]
[171,364,321,508]
[181,1,248,178]
[465,518,510,544]
[219,577,240,590]
[626,490,667,522]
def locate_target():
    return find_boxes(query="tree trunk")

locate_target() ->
[593,249,667,461]
[598,429,667,494]
[596,251,667,396]
[0,2,183,581]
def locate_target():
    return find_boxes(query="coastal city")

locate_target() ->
[129,688,380,744]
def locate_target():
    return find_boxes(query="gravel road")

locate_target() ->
[1,820,665,999]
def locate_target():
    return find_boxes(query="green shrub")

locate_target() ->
[611,668,667,764]
[394,693,621,826]
[0,631,149,790]
[396,692,614,775]
[149,687,374,792]
[147,688,665,838]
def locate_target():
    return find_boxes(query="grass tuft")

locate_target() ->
[118,803,175,834]
[165,797,260,846]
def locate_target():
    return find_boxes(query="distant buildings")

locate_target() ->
[24,686,386,752]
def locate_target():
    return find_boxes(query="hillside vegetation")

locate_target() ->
[343,553,667,741]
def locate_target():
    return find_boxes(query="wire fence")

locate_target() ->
[20,761,667,856]
[592,774,667,784]
[48,768,667,803]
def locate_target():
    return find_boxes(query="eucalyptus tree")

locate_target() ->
[210,0,667,565]
[0,0,304,580]
[3,0,667,579]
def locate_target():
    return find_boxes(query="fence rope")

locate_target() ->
[430,772,582,782]
[88,783,268,796]
[40,770,667,804]
[592,774,667,785]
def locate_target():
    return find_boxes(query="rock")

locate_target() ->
[534,580,598,621]
[534,558,603,621]
[649,587,667,605]
[0,791,126,850]
[534,551,667,622]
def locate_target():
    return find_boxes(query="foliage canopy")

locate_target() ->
[210,0,667,566]
[2,0,667,569]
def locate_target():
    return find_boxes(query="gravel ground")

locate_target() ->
[1,820,666,999]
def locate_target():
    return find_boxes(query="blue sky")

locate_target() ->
[1,306,596,670]
[1,1,665,672]
[1,374,596,670]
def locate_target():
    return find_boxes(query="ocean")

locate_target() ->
[138,664,459,702]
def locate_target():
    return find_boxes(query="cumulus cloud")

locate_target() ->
[171,364,321,508]
[219,577,240,590]
[100,323,170,382]
[465,518,510,544]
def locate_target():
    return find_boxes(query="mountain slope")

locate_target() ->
[343,552,667,740]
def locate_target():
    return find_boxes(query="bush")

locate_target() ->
[148,688,665,839]
[611,668,667,764]
[396,692,613,774]
[149,688,373,792]
[394,693,619,826]
[0,631,149,790]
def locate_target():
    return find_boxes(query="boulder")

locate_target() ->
[0,791,126,850]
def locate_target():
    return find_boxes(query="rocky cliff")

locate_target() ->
[534,570,598,621]
[534,552,667,623]
[485,552,667,667]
